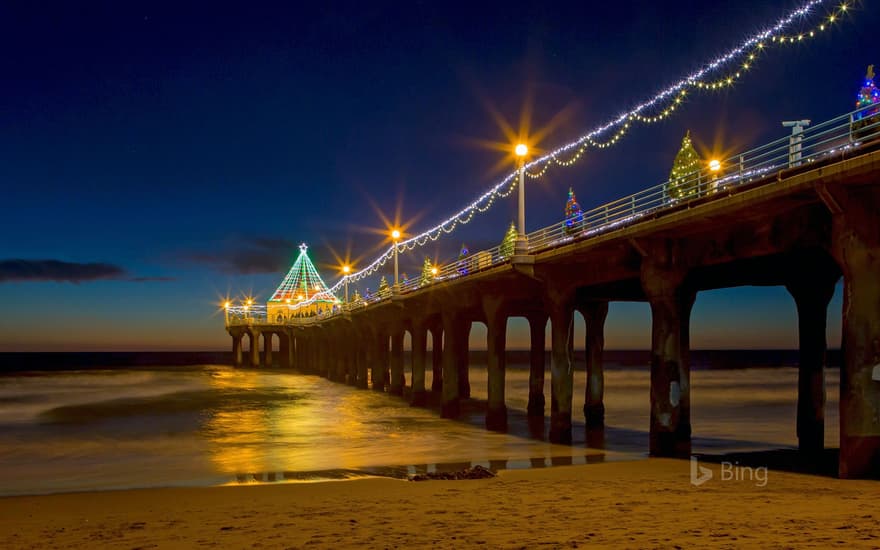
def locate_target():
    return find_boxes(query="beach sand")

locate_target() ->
[0,458,877,549]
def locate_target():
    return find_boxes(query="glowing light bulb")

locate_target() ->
[223,301,231,309]
[342,265,351,274]
[431,267,438,276]
[391,229,401,240]
[709,159,721,172]
[515,143,528,157]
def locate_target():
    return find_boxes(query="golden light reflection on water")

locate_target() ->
[200,367,596,478]
[197,364,839,483]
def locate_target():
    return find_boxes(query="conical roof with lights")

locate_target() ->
[268,244,338,305]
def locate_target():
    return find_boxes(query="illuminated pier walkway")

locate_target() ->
[225,107,880,478]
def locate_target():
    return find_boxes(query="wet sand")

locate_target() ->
[1,458,877,549]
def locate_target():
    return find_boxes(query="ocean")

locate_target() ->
[0,351,840,496]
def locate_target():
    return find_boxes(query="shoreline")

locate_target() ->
[1,458,876,548]
[0,448,625,499]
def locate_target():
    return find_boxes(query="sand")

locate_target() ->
[0,458,877,549]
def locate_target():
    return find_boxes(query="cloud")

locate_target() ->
[182,237,297,275]
[0,259,171,284]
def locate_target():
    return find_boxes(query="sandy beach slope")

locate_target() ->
[0,458,877,549]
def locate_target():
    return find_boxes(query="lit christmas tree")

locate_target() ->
[378,275,390,297]
[852,65,880,140]
[667,131,701,200]
[351,289,362,304]
[855,65,880,117]
[457,244,470,275]
[420,257,434,286]
[564,187,584,235]
[499,222,517,259]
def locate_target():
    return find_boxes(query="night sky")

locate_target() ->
[1,1,874,351]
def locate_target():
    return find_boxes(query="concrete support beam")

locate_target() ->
[320,334,331,377]
[786,261,838,454]
[308,335,318,374]
[410,321,428,405]
[830,187,880,478]
[431,326,443,393]
[335,333,347,382]
[313,334,324,376]
[372,331,388,391]
[457,324,471,399]
[263,333,273,368]
[642,253,694,458]
[527,313,547,417]
[356,335,369,388]
[548,293,575,443]
[581,302,609,428]
[441,313,467,418]
[346,331,358,385]
[232,333,243,368]
[389,327,405,396]
[323,336,334,379]
[300,335,310,373]
[249,331,260,368]
[484,298,508,431]
[290,335,298,370]
[279,333,291,369]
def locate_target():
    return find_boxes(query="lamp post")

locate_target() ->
[391,229,401,291]
[342,264,351,306]
[514,143,529,255]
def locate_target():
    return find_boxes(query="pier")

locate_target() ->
[226,107,880,478]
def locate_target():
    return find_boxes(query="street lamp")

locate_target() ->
[515,143,529,255]
[342,264,351,305]
[391,229,401,291]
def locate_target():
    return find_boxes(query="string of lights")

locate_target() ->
[527,2,853,173]
[296,0,850,308]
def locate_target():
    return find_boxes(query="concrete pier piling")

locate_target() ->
[581,301,609,428]
[642,251,694,458]
[527,313,547,417]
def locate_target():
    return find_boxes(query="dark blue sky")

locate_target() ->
[0,1,872,350]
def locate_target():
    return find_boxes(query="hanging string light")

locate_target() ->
[524,1,854,176]
[295,0,852,307]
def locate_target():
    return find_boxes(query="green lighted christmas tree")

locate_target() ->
[351,289,362,304]
[378,275,390,296]
[564,187,584,235]
[420,257,434,286]
[667,131,701,200]
[499,221,517,259]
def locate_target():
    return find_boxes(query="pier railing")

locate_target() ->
[226,105,880,327]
